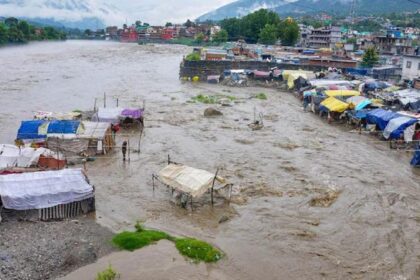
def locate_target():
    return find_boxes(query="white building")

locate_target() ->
[402,55,420,80]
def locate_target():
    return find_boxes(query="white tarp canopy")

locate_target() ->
[0,145,60,169]
[158,164,225,198]
[383,117,417,140]
[0,168,93,210]
[94,108,122,124]
[78,121,111,139]
[309,80,353,87]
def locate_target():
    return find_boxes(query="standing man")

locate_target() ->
[122,140,128,161]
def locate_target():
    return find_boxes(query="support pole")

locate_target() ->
[211,168,220,207]
[116,98,119,107]
[93,98,97,112]
[104,92,106,108]
[152,174,155,192]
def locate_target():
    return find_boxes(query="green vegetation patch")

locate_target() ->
[112,223,223,263]
[175,238,223,263]
[112,227,170,251]
[96,265,118,280]
[185,52,201,61]
[255,93,267,100]
[191,94,236,104]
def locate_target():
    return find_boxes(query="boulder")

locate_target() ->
[204,108,223,117]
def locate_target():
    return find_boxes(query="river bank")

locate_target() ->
[0,41,419,279]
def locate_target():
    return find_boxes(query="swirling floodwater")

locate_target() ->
[0,41,419,280]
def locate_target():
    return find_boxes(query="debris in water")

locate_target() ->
[309,189,340,207]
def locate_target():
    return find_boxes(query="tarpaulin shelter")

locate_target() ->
[325,90,360,97]
[383,117,418,140]
[46,120,81,138]
[309,80,353,88]
[78,121,114,155]
[366,109,400,131]
[16,120,46,142]
[0,144,64,170]
[346,96,372,111]
[121,109,144,120]
[94,108,122,124]
[320,97,349,113]
[158,164,225,198]
[283,70,314,89]
[0,168,93,211]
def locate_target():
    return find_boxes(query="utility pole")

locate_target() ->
[349,0,357,26]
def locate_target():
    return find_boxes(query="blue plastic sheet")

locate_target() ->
[47,120,80,134]
[366,109,400,131]
[17,120,46,140]
[411,149,420,167]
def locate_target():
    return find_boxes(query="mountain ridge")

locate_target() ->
[198,0,420,21]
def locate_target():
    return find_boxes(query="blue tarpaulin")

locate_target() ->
[17,120,46,140]
[47,120,80,134]
[383,117,418,140]
[366,109,400,131]
[345,68,369,76]
[411,149,420,167]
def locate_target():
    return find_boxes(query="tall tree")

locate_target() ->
[213,29,228,43]
[259,24,278,45]
[17,20,30,40]
[362,47,379,67]
[278,18,299,46]
[0,23,8,44]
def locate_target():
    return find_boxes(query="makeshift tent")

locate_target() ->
[366,109,400,131]
[47,120,81,139]
[283,70,314,89]
[383,117,418,140]
[320,97,349,113]
[0,145,64,169]
[16,120,46,142]
[34,111,81,120]
[253,71,271,79]
[309,80,353,88]
[94,108,122,124]
[158,164,225,198]
[78,121,114,155]
[325,90,360,97]
[0,168,93,210]
[121,109,144,120]
[346,96,372,111]
[207,75,220,84]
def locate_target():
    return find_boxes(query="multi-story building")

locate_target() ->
[374,29,414,55]
[308,26,342,49]
[402,55,420,80]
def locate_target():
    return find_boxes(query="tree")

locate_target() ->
[259,24,278,45]
[165,22,173,27]
[17,20,30,40]
[5,17,18,27]
[185,19,194,28]
[362,47,379,67]
[278,18,299,46]
[213,29,228,43]
[195,32,205,44]
[0,23,8,44]
[7,26,25,43]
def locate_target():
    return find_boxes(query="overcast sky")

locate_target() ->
[0,0,236,25]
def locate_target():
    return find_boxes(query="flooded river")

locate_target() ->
[1,41,419,279]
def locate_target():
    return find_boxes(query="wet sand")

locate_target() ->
[0,41,419,279]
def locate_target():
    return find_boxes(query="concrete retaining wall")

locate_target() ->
[179,60,329,80]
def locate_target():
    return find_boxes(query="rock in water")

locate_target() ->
[204,108,223,117]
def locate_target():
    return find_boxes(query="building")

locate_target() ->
[308,26,342,49]
[120,26,138,43]
[374,29,414,55]
[401,55,420,80]
[297,24,313,48]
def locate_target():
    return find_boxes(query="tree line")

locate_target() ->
[220,9,299,46]
[0,17,66,45]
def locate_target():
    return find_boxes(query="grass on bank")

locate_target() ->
[111,222,222,263]
[96,265,118,280]
[191,94,236,104]
[255,93,267,100]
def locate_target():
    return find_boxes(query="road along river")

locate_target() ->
[0,41,419,280]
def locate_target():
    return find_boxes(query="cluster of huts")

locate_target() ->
[0,106,144,222]
[212,68,420,166]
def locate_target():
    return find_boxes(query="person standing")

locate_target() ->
[122,140,128,161]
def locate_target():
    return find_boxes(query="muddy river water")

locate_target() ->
[0,41,419,279]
